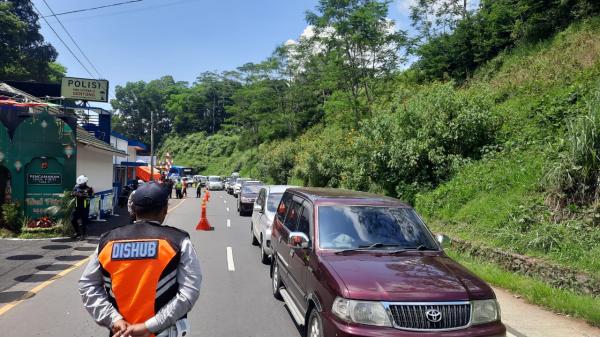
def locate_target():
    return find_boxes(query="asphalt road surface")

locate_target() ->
[0,190,598,337]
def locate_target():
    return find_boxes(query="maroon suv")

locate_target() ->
[270,188,506,337]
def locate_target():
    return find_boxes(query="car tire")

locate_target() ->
[307,309,324,337]
[260,235,270,264]
[251,223,259,246]
[272,256,283,300]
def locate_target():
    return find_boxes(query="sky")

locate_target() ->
[31,0,416,107]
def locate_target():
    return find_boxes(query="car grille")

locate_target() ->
[388,303,471,330]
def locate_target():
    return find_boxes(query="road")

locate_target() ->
[0,190,598,337]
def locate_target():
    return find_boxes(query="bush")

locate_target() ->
[544,91,600,211]
[1,202,22,232]
[358,82,500,203]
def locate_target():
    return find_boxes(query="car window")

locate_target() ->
[256,189,265,207]
[276,193,292,223]
[266,192,283,213]
[283,199,302,231]
[242,185,262,195]
[297,202,312,237]
[317,206,437,250]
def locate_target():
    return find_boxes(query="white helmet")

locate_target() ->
[138,179,144,185]
[76,175,88,185]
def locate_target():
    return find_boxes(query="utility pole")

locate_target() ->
[150,109,154,181]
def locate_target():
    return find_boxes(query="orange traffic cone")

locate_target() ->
[196,199,214,231]
[206,189,211,201]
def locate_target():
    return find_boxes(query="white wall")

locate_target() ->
[77,146,114,193]
[110,135,129,164]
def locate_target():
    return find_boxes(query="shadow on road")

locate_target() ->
[35,264,72,271]
[14,274,56,282]
[6,254,43,261]
[41,244,72,250]
[55,255,87,262]
[0,290,35,303]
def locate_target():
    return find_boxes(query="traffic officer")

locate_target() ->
[72,175,94,239]
[79,181,202,337]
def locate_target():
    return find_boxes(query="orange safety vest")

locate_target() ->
[97,221,189,336]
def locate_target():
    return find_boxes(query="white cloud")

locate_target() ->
[397,0,417,13]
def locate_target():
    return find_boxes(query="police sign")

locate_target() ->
[61,77,109,102]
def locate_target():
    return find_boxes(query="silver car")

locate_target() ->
[207,175,223,190]
[251,185,296,264]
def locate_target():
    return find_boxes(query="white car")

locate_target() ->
[233,178,250,197]
[251,185,296,264]
[207,176,223,190]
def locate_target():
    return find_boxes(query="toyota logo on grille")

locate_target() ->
[425,309,442,323]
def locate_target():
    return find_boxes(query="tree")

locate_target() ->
[0,0,62,82]
[111,76,186,145]
[305,0,407,126]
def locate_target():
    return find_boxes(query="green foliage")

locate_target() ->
[306,0,408,125]
[412,0,600,82]
[255,139,296,184]
[448,250,600,327]
[1,202,22,232]
[354,83,500,202]
[544,91,600,209]
[111,76,188,145]
[0,0,60,82]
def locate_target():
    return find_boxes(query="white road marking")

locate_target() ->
[224,200,226,204]
[226,247,235,271]
[226,207,229,212]
[227,219,231,228]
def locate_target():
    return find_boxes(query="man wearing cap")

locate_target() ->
[72,175,94,239]
[79,182,202,337]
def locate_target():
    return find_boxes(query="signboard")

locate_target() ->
[25,192,62,216]
[61,77,109,102]
[27,173,63,185]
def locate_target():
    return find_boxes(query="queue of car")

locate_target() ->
[239,186,506,337]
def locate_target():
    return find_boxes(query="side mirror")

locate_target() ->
[253,204,262,212]
[436,234,451,249]
[288,232,310,249]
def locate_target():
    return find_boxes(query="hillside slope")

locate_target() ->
[161,19,600,277]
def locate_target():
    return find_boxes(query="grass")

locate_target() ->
[448,249,600,327]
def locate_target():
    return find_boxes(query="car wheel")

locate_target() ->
[251,223,259,246]
[307,309,324,337]
[260,235,270,264]
[272,256,283,300]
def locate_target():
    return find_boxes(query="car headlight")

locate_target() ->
[471,299,500,325]
[332,297,392,327]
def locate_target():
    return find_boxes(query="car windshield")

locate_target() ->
[266,193,283,213]
[242,185,262,194]
[209,176,220,182]
[318,206,437,250]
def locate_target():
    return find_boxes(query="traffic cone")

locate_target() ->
[196,199,214,231]
[206,189,211,201]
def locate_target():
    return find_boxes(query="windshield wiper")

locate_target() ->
[389,245,438,254]
[334,243,402,255]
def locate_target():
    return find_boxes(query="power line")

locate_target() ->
[41,0,103,79]
[42,0,143,18]
[30,1,95,78]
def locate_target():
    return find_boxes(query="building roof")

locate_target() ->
[78,126,127,156]
[0,82,126,157]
